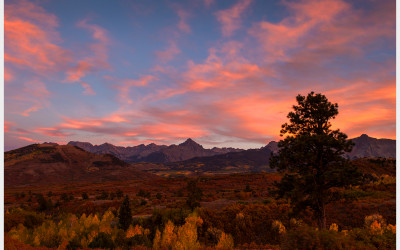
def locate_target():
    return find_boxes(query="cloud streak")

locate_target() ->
[215,0,252,37]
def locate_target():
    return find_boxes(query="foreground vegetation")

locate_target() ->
[4,165,396,249]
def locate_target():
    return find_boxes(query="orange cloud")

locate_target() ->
[215,0,252,37]
[216,95,292,138]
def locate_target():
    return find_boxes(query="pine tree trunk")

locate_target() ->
[317,202,326,230]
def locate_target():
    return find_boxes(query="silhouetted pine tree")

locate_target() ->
[118,195,132,230]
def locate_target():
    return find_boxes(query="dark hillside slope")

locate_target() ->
[5,144,157,187]
[166,146,272,173]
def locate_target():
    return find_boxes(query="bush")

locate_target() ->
[82,192,89,200]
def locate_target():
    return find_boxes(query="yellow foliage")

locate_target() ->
[174,214,202,250]
[329,223,339,232]
[236,212,244,220]
[216,232,234,249]
[272,220,286,234]
[101,210,115,224]
[387,224,396,234]
[161,220,177,248]
[126,224,145,238]
[153,213,203,250]
[92,214,100,226]
[365,214,385,227]
[153,229,162,250]
[33,235,40,246]
[370,221,383,235]
[99,224,112,234]
[365,213,387,235]
[57,240,68,250]
[80,237,88,248]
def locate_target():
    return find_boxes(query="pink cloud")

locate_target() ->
[203,0,215,8]
[64,20,111,83]
[8,80,52,116]
[215,0,252,37]
[80,82,96,95]
[4,68,14,82]
[21,106,41,117]
[77,19,109,44]
[5,0,71,74]
[155,41,181,63]
[249,0,394,63]
[35,128,74,137]
[5,121,14,132]
[176,8,191,33]
[106,75,158,104]
[17,136,40,143]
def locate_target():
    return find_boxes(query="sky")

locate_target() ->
[4,0,396,151]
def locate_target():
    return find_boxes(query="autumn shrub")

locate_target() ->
[148,207,191,230]
[281,224,359,250]
[7,209,127,248]
[341,188,375,201]
[5,208,44,231]
[215,232,234,249]
[153,213,203,250]
[348,214,396,249]
[281,214,396,250]
[198,203,290,245]
[82,192,89,200]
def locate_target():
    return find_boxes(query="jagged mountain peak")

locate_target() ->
[100,142,116,147]
[179,138,203,148]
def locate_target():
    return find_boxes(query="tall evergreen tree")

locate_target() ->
[118,195,132,230]
[270,92,362,229]
[186,179,203,210]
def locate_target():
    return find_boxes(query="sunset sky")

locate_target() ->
[4,0,396,150]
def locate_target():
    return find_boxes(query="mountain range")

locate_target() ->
[265,134,396,160]
[67,134,395,164]
[68,138,242,163]
[4,134,395,186]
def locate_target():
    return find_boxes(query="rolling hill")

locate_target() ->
[4,144,157,187]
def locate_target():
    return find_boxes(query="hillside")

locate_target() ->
[5,144,157,187]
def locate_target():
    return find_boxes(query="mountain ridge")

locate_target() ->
[265,134,396,159]
[68,139,243,163]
